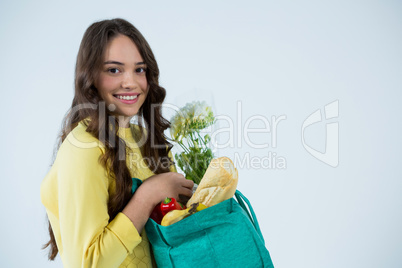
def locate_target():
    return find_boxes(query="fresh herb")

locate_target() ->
[170,101,216,184]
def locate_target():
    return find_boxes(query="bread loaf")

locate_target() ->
[186,157,238,207]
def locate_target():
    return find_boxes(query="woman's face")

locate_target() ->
[95,34,149,123]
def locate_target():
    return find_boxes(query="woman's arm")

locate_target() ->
[55,142,142,268]
[122,171,194,233]
[52,131,192,267]
[121,149,193,232]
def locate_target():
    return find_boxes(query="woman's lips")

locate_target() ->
[113,93,139,104]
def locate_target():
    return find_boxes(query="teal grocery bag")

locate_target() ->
[144,189,274,268]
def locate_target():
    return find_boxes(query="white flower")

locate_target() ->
[170,101,215,141]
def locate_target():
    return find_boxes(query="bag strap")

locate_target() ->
[235,190,265,243]
[131,178,143,194]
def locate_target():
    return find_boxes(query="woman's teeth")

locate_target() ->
[116,95,138,100]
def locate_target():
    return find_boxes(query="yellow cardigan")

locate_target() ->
[41,121,176,267]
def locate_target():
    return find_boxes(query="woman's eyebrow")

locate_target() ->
[104,60,146,66]
[104,60,124,65]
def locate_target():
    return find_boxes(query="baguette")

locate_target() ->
[186,157,238,207]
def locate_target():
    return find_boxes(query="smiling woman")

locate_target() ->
[96,35,149,125]
[40,18,194,268]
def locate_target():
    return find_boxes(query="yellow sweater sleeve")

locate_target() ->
[42,133,142,267]
[168,150,178,173]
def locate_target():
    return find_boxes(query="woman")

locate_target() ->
[40,18,194,267]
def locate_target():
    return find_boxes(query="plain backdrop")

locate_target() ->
[0,0,401,267]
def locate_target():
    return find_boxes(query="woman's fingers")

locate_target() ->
[175,187,192,204]
[181,178,194,190]
[173,172,186,180]
[180,187,193,198]
[143,172,195,202]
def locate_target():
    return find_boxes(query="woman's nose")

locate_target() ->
[121,72,137,89]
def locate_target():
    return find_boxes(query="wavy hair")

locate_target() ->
[43,18,173,260]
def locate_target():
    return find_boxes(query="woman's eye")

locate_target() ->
[108,68,120,74]
[136,67,147,74]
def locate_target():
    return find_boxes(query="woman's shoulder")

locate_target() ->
[66,121,104,148]
[56,121,105,161]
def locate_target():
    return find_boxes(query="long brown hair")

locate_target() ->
[43,18,173,260]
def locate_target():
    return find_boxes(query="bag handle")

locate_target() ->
[234,190,265,243]
[131,178,142,194]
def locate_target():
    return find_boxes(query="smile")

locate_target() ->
[116,95,138,100]
[113,93,140,104]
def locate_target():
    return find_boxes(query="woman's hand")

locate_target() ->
[122,172,194,232]
[140,172,194,206]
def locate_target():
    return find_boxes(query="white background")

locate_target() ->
[0,0,401,267]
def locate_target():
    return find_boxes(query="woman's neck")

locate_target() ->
[117,116,132,128]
